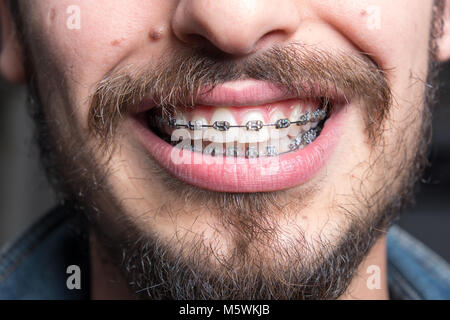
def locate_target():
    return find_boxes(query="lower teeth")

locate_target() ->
[158,126,323,158]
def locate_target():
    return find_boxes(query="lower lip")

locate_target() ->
[133,104,345,192]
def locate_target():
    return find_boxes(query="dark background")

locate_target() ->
[0,64,449,263]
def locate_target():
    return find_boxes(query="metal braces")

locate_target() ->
[178,127,321,158]
[168,108,327,131]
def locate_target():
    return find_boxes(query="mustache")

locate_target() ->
[87,42,391,146]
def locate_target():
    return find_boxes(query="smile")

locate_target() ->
[133,80,346,192]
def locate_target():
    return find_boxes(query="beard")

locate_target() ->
[16,3,443,299]
[26,50,432,300]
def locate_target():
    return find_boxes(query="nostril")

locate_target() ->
[182,33,211,47]
[181,34,232,57]
[254,29,291,52]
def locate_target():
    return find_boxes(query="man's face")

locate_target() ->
[3,0,442,298]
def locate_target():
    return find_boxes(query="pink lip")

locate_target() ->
[195,80,296,106]
[132,104,345,193]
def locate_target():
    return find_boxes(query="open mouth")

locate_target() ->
[146,97,330,158]
[132,81,346,192]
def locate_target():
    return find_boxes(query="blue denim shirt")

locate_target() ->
[0,205,450,300]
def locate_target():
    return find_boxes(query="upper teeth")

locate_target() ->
[168,108,326,131]
[165,105,327,145]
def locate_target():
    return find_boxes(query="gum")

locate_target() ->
[177,98,321,124]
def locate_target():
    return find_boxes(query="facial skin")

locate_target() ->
[1,0,450,299]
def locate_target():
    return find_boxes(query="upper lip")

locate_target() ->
[136,80,297,113]
[136,79,344,114]
[194,80,297,107]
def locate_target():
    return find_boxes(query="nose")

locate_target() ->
[172,0,300,56]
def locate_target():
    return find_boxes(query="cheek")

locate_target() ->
[313,0,431,140]
[26,0,173,130]
[312,0,432,78]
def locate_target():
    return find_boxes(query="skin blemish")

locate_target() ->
[111,38,126,47]
[150,26,164,41]
[47,8,56,25]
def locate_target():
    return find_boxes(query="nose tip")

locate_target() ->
[172,0,300,56]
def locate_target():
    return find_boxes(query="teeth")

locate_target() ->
[275,118,291,129]
[307,109,324,129]
[245,144,260,158]
[302,128,319,145]
[173,130,320,157]
[250,141,276,157]
[204,142,224,156]
[278,136,293,153]
[225,145,244,157]
[238,111,269,143]
[261,136,292,154]
[188,120,203,131]
[163,103,327,157]
[288,105,302,137]
[171,128,191,142]
[174,113,188,127]
[190,115,207,140]
[303,123,312,132]
[301,112,312,132]
[191,143,203,153]
[310,109,326,122]
[168,113,188,137]
[246,120,264,131]
[269,110,289,140]
[264,144,278,157]
[204,108,238,143]
[288,134,303,151]
[297,112,310,126]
